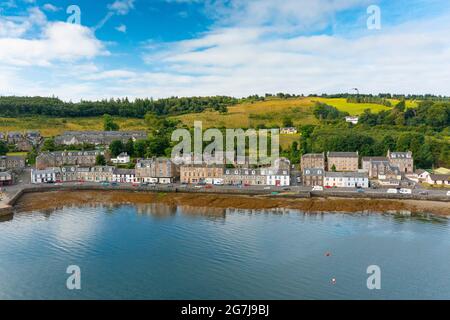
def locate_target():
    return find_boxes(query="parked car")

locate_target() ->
[419,191,429,196]
[399,188,412,195]
[387,189,398,194]
[357,189,365,193]
[264,186,271,190]
[447,191,450,197]
[111,182,119,187]
[312,186,324,191]
[194,185,203,189]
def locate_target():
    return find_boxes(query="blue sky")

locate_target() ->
[1,0,450,100]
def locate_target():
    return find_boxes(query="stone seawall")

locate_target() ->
[1,184,448,217]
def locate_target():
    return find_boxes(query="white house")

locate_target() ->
[111,152,131,164]
[425,174,450,186]
[31,168,61,184]
[261,168,290,186]
[112,169,138,183]
[324,171,369,188]
[345,116,359,125]
[280,127,298,134]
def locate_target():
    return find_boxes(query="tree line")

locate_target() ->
[359,100,450,130]
[0,96,238,118]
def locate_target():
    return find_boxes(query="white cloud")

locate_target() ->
[0,22,108,66]
[108,0,135,15]
[0,6,47,38]
[115,24,127,33]
[42,3,61,12]
[1,0,450,101]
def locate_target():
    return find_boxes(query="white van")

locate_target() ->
[312,186,324,191]
[387,189,398,194]
[399,188,412,195]
[446,191,450,197]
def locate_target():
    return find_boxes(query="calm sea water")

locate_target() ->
[0,203,449,300]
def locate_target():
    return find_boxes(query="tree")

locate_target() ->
[95,154,106,166]
[41,138,56,152]
[125,139,134,157]
[381,135,396,154]
[282,117,294,127]
[134,140,148,158]
[331,164,337,172]
[394,100,406,112]
[0,141,8,155]
[147,135,170,157]
[26,147,38,165]
[103,114,120,131]
[109,140,124,157]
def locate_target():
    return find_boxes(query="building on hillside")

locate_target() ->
[112,169,137,183]
[54,131,147,146]
[135,158,177,184]
[301,153,325,171]
[280,127,298,134]
[2,131,43,151]
[327,152,359,172]
[36,150,109,170]
[0,155,26,171]
[302,168,324,186]
[180,165,224,184]
[31,168,61,184]
[0,171,13,186]
[111,152,131,164]
[324,172,369,188]
[387,150,414,174]
[345,116,359,125]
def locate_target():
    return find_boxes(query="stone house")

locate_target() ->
[36,150,109,170]
[180,165,224,184]
[0,155,26,171]
[327,152,359,172]
[387,150,414,174]
[223,168,266,186]
[135,158,177,184]
[301,153,325,171]
[55,131,147,146]
[302,168,324,186]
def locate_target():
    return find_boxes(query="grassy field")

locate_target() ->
[0,97,398,139]
[311,97,393,115]
[172,98,318,129]
[172,97,396,128]
[0,117,147,137]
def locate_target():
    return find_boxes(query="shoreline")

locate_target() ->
[9,188,450,217]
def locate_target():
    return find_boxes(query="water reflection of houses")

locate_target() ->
[179,205,227,220]
[135,203,177,218]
